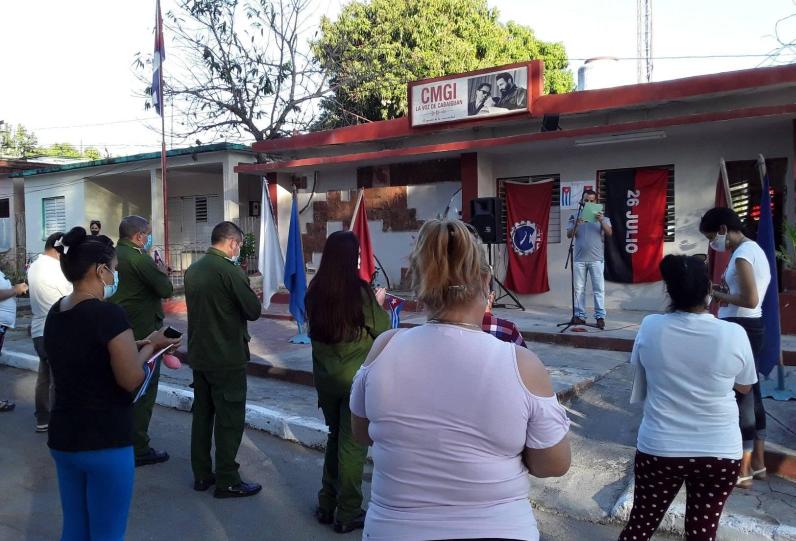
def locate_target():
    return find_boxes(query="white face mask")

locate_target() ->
[709,232,727,252]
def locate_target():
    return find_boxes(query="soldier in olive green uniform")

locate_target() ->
[111,216,173,466]
[185,221,262,499]
[311,293,389,528]
[305,230,391,534]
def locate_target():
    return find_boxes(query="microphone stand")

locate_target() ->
[557,201,598,332]
[441,187,462,219]
[488,243,524,310]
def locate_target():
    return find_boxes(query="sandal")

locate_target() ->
[752,467,767,480]
[736,475,754,489]
[0,399,15,412]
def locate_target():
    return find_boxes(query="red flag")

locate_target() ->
[504,181,552,294]
[351,190,375,283]
[603,168,667,283]
[708,167,732,315]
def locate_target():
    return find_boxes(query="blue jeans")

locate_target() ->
[50,446,135,541]
[574,261,606,320]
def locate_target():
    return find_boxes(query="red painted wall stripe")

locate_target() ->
[236,104,796,174]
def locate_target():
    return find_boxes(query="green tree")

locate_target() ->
[0,123,39,158]
[84,148,102,160]
[32,142,101,160]
[1,124,101,160]
[313,0,574,129]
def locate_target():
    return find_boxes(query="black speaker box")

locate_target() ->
[469,197,504,244]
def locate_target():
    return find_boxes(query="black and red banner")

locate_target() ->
[603,168,667,283]
[504,181,552,294]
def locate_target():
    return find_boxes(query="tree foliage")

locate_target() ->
[0,124,100,160]
[313,0,574,129]
[135,0,328,150]
[35,143,102,161]
[0,124,38,158]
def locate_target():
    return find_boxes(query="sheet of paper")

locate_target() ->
[133,346,172,403]
[580,202,604,223]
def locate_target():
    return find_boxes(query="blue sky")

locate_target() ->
[2,0,793,155]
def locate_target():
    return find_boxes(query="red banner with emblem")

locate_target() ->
[504,181,552,294]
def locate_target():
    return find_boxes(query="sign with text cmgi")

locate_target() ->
[409,64,530,127]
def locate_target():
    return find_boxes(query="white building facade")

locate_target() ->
[238,62,796,312]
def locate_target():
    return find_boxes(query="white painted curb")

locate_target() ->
[0,349,328,450]
[611,479,796,541]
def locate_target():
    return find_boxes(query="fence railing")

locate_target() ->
[25,243,261,291]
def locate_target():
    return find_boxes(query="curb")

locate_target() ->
[0,349,329,450]
[611,480,796,541]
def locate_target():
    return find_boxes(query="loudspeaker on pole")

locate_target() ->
[469,197,504,244]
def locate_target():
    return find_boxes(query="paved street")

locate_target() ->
[0,365,666,541]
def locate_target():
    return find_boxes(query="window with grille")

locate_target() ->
[42,196,66,239]
[724,158,786,250]
[497,175,561,244]
[195,197,208,223]
[0,199,9,219]
[597,165,676,242]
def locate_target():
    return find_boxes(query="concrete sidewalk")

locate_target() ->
[257,298,796,364]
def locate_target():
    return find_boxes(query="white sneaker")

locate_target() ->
[35,423,48,433]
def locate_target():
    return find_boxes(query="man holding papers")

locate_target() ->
[111,216,174,467]
[566,190,613,329]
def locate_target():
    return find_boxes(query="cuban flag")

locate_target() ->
[561,186,571,207]
[756,167,781,377]
[152,0,165,116]
[385,294,404,329]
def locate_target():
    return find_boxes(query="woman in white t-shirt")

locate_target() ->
[620,254,757,541]
[700,207,771,489]
[350,219,571,541]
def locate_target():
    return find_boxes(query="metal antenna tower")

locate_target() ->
[637,0,653,83]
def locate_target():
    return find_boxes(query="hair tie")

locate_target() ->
[54,238,68,254]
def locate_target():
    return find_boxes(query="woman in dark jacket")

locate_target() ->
[305,230,389,534]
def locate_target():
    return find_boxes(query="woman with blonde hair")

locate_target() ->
[350,219,571,541]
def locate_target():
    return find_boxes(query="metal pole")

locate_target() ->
[159,0,169,267]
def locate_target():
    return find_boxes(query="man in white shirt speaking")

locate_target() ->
[28,232,73,432]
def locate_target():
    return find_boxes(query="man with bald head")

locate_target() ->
[111,215,174,466]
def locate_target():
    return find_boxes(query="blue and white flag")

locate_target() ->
[151,0,165,116]
[757,168,781,377]
[385,293,404,329]
[284,192,307,328]
[259,178,284,310]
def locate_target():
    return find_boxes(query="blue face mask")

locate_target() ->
[143,233,153,251]
[102,268,119,299]
[227,255,240,265]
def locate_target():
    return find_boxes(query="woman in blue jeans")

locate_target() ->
[45,227,179,541]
